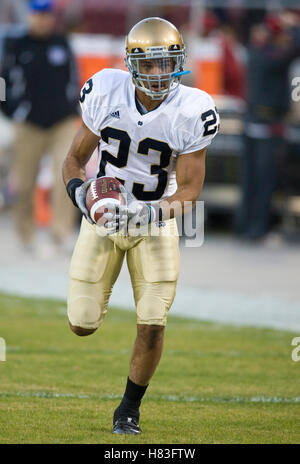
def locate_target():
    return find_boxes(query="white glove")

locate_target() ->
[103,200,153,233]
[102,202,128,234]
[117,185,156,227]
[75,179,94,224]
[98,183,160,233]
[126,200,153,227]
[98,183,130,234]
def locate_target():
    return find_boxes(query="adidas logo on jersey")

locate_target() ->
[110,111,120,119]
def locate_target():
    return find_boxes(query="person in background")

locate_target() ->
[1,0,79,253]
[235,10,300,242]
[202,11,246,99]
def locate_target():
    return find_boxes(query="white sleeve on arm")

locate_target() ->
[180,93,220,155]
[79,77,100,136]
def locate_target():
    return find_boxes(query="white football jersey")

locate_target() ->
[80,69,219,201]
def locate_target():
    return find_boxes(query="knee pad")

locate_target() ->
[136,282,177,326]
[67,286,107,330]
[68,295,104,330]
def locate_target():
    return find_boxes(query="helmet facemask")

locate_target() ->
[125,46,186,100]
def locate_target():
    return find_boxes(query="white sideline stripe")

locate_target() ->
[90,198,120,223]
[1,391,300,404]
[1,276,299,332]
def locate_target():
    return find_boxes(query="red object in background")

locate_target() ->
[222,35,245,99]
[270,123,286,138]
[81,0,128,35]
[34,186,52,227]
[202,11,245,99]
[265,14,283,36]
[203,11,220,34]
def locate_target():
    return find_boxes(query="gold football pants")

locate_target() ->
[67,217,180,329]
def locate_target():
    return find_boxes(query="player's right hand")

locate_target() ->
[75,179,94,224]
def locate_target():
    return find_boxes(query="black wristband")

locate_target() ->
[66,178,84,207]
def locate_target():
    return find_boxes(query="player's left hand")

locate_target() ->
[102,203,128,234]
[103,200,154,232]
[126,200,153,227]
[100,183,132,234]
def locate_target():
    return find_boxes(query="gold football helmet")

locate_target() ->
[125,17,187,100]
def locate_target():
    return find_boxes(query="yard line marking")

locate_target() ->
[0,391,300,404]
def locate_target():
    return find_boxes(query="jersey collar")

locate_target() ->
[127,74,178,125]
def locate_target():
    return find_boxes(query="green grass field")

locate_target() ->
[0,292,299,444]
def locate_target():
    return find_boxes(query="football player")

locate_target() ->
[62,17,219,435]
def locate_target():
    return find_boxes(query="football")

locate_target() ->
[85,177,125,225]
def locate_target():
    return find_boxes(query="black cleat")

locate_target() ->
[113,416,142,435]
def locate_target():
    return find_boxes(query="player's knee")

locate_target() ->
[137,324,165,350]
[69,322,96,336]
[67,296,105,335]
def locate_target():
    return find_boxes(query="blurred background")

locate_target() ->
[0,0,300,331]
